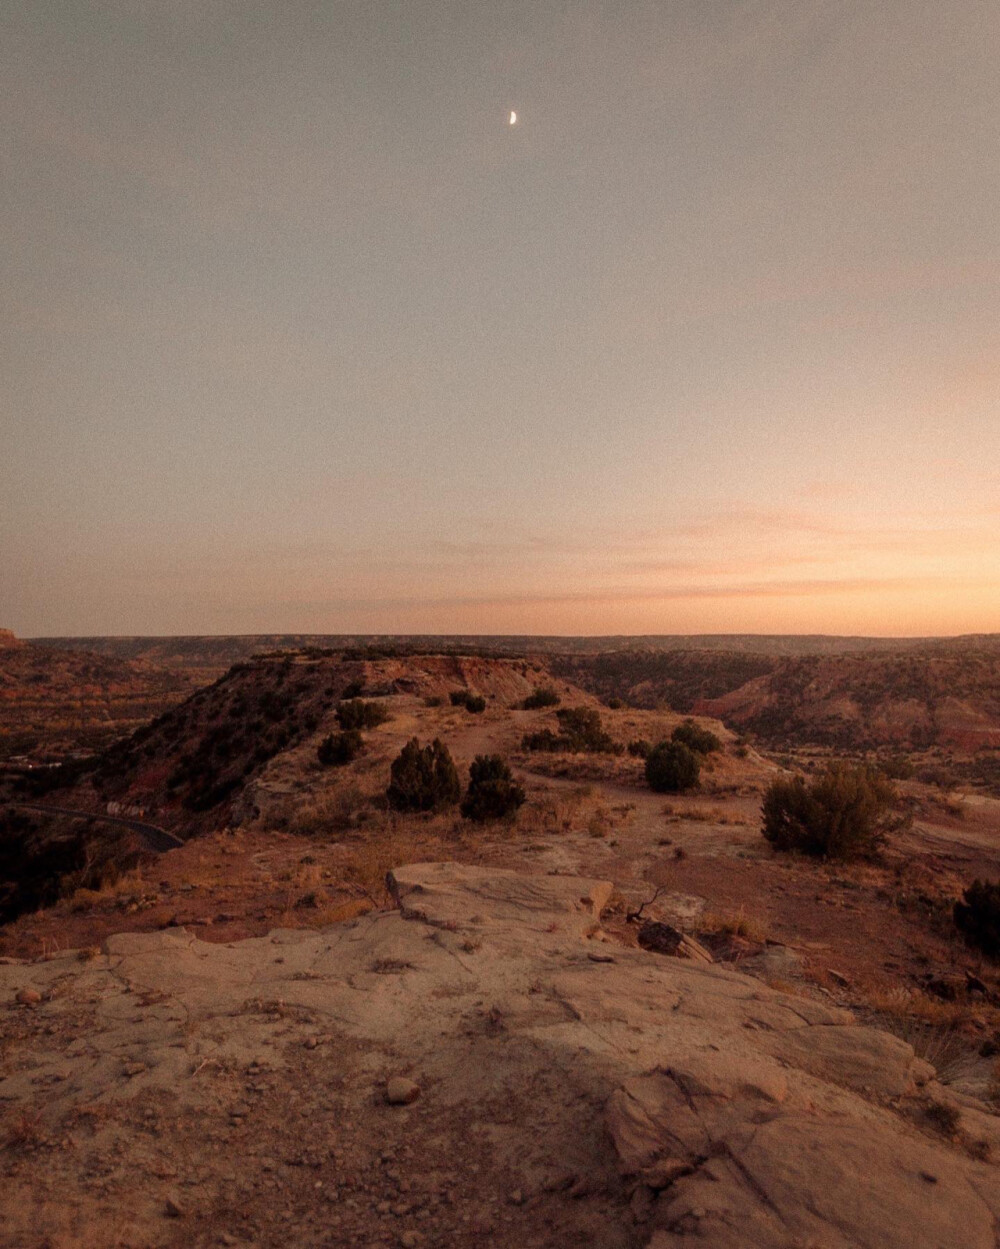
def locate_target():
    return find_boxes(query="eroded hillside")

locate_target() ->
[555,646,1000,752]
[0,634,199,762]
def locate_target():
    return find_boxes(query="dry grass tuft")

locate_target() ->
[516,786,595,836]
[662,802,748,826]
[67,869,154,914]
[699,906,771,944]
[861,986,998,1084]
[276,783,370,837]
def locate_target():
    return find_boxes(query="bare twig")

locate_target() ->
[626,884,669,924]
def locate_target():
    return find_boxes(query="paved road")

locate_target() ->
[10,803,185,853]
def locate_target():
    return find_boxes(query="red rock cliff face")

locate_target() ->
[0,629,22,650]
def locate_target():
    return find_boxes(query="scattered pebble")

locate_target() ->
[385,1077,421,1106]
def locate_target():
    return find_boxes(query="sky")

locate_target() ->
[2,0,999,637]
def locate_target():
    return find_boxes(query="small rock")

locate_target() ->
[164,1196,185,1218]
[920,1171,938,1184]
[923,972,966,1001]
[385,1077,421,1106]
[508,1189,524,1206]
[587,951,616,963]
[399,1232,423,1248]
[827,969,852,988]
[122,1061,147,1077]
[16,987,42,1006]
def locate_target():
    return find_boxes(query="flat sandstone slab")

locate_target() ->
[0,862,997,1248]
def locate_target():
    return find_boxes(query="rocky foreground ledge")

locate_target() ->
[2,863,998,1249]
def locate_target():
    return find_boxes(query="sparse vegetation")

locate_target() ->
[645,741,700,792]
[276,784,367,836]
[522,686,560,710]
[316,729,363,767]
[460,755,526,822]
[521,707,618,754]
[953,879,1000,960]
[761,762,906,860]
[386,738,461,812]
[0,807,143,923]
[336,699,390,731]
[449,689,486,713]
[627,738,651,758]
[671,718,721,755]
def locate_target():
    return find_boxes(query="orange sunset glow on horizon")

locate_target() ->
[3,3,998,639]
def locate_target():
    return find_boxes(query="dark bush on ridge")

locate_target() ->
[645,741,700,792]
[336,699,390,731]
[317,729,363,767]
[628,739,651,759]
[761,762,905,860]
[461,755,526,822]
[386,738,461,812]
[954,879,1000,959]
[523,687,560,710]
[341,679,365,699]
[671,718,722,755]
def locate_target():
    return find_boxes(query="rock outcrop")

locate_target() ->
[1,863,997,1248]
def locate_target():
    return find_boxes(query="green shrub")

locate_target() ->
[386,738,461,812]
[449,689,469,707]
[671,718,721,755]
[954,879,1000,959]
[342,679,365,699]
[761,763,905,860]
[523,687,560,710]
[336,699,390,731]
[461,755,526,822]
[423,695,444,707]
[317,729,363,766]
[627,739,651,759]
[645,741,700,792]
